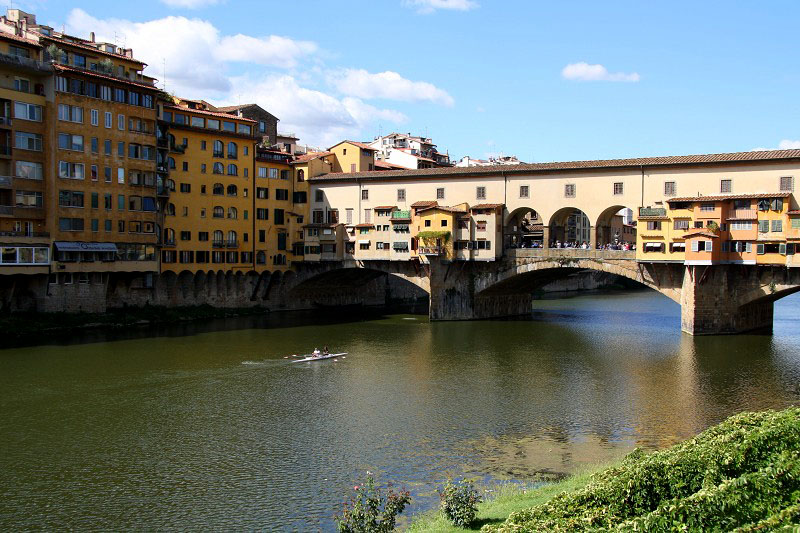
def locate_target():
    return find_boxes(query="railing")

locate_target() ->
[170,143,186,154]
[0,117,12,127]
[162,240,176,247]
[0,145,12,156]
[14,206,45,218]
[157,137,169,148]
[226,240,238,248]
[212,241,225,248]
[507,248,637,260]
[391,210,411,220]
[0,205,12,215]
[0,52,52,73]
[419,246,444,255]
[0,231,49,238]
[639,207,667,217]
[0,175,11,187]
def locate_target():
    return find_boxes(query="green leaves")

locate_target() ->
[483,408,800,532]
[439,479,482,527]
[334,474,411,533]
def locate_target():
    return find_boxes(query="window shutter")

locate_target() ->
[758,220,769,233]
[788,244,796,256]
[707,240,713,252]
[746,242,752,253]
[779,243,787,255]
[691,240,699,252]
[757,244,765,255]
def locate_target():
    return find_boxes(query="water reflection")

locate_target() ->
[0,290,799,530]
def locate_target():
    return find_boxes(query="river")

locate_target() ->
[1,290,799,530]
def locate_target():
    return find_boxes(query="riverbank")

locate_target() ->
[408,407,800,531]
[0,304,268,344]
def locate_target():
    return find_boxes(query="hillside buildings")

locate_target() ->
[368,132,451,170]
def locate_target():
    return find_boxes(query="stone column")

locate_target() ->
[542,226,550,249]
[589,226,597,250]
[680,264,774,335]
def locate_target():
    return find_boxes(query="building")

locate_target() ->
[328,140,377,173]
[368,132,451,170]
[158,97,257,274]
[216,103,279,148]
[455,155,524,167]
[253,146,296,269]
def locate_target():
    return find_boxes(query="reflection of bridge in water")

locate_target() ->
[288,247,800,335]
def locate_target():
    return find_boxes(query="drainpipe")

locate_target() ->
[640,165,645,209]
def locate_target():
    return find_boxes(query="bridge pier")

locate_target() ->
[680,265,774,335]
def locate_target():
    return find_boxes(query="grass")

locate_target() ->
[406,464,609,532]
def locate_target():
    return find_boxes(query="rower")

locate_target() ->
[323,345,329,356]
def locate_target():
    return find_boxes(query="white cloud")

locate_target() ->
[561,62,640,82]
[330,69,455,107]
[752,140,800,151]
[403,0,478,13]
[476,106,485,113]
[160,0,221,8]
[65,9,317,95]
[221,75,407,148]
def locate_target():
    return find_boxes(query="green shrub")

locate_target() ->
[484,408,800,532]
[334,474,411,532]
[439,478,482,527]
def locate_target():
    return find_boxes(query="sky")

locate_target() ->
[9,0,800,162]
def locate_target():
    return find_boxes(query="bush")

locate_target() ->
[334,474,411,533]
[440,478,482,527]
[485,408,800,532]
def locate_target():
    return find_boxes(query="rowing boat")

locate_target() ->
[291,352,347,363]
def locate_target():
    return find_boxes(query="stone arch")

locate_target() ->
[595,204,637,249]
[205,269,216,298]
[475,257,680,304]
[215,271,225,298]
[234,271,244,299]
[548,207,592,248]
[225,271,234,299]
[193,270,206,299]
[159,271,178,302]
[244,271,260,302]
[264,270,283,301]
[177,270,194,303]
[504,206,545,248]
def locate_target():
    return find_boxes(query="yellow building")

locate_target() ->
[254,147,294,270]
[328,141,376,173]
[415,204,468,261]
[159,98,256,274]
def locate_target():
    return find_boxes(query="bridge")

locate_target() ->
[283,247,800,335]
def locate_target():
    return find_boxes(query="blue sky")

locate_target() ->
[13,0,800,162]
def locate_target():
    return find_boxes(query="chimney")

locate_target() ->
[90,31,95,42]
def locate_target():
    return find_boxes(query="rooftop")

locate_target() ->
[309,149,800,182]
[667,192,791,202]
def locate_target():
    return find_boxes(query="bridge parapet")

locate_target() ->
[506,248,636,261]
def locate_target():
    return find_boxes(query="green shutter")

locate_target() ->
[758,220,769,233]
[757,244,765,255]
[779,243,787,255]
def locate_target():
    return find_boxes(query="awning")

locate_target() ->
[644,242,664,250]
[54,241,118,252]
[393,242,409,250]
[357,239,370,244]
[670,243,686,249]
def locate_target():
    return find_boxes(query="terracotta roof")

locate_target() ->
[310,149,800,182]
[788,210,800,215]
[374,160,407,170]
[668,192,790,202]
[682,231,720,239]
[165,105,257,122]
[0,31,41,47]
[637,215,670,220]
[53,64,157,90]
[411,200,438,208]
[373,205,397,210]
[418,205,467,214]
[330,140,378,151]
[38,33,146,66]
[303,223,339,228]
[215,104,254,112]
[290,151,332,164]
[471,203,504,210]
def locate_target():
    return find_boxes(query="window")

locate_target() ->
[16,102,42,121]
[227,142,237,158]
[780,176,794,192]
[256,208,268,220]
[16,190,42,207]
[268,168,278,179]
[16,161,42,180]
[647,221,662,231]
[772,219,783,232]
[118,114,125,130]
[720,179,732,193]
[58,218,84,231]
[90,137,98,154]
[15,131,42,151]
[58,161,84,180]
[364,209,372,223]
[59,190,84,208]
[257,187,268,199]
[213,183,224,195]
[227,184,238,196]
[275,209,285,225]
[14,77,30,92]
[519,185,529,199]
[213,162,224,174]
[673,219,690,230]
[180,183,191,193]
[191,116,205,128]
[700,203,715,212]
[730,221,753,231]
[613,182,623,195]
[213,140,224,157]
[227,164,238,176]
[91,165,98,181]
[424,219,431,227]
[564,184,575,198]
[758,220,769,233]
[223,121,235,132]
[771,198,783,211]
[213,206,224,218]
[58,133,84,151]
[104,167,111,183]
[56,104,82,123]
[397,189,406,201]
[297,169,305,182]
[664,181,676,197]
[362,189,369,201]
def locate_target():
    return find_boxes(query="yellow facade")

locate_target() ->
[159,103,256,274]
[328,141,376,173]
[254,150,293,270]
[416,206,463,260]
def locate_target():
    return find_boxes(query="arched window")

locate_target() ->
[213,206,224,218]
[168,157,176,169]
[297,169,304,182]
[213,230,223,244]
[168,133,176,147]
[212,183,224,195]
[165,178,175,191]
[166,203,175,216]
[213,162,224,174]
[213,140,223,157]
[227,142,237,159]
[256,251,266,264]
[226,230,237,244]
[164,228,175,244]
[227,184,237,196]
[228,207,237,219]
[227,164,238,176]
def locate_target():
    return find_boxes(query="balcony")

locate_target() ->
[419,246,444,255]
[0,145,11,157]
[0,176,11,188]
[169,143,186,154]
[14,206,45,218]
[0,230,49,244]
[0,117,11,128]
[157,137,169,148]
[0,52,52,74]
[391,210,412,220]
[729,209,757,220]
[0,205,11,215]
[162,240,176,247]
[226,240,239,248]
[212,241,225,248]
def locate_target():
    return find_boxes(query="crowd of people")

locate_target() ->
[509,240,635,250]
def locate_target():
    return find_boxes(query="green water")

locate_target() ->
[1,290,799,530]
